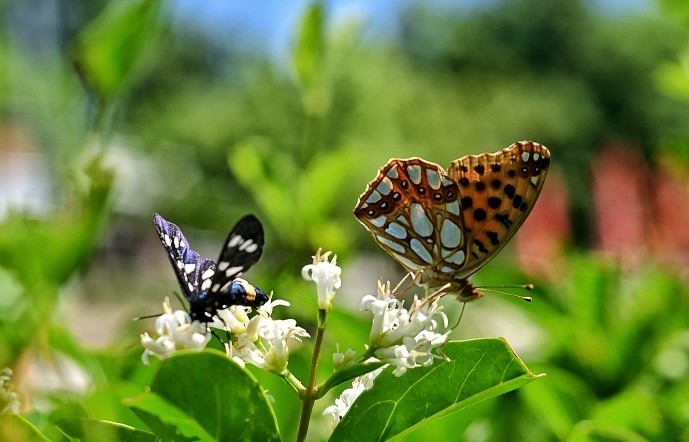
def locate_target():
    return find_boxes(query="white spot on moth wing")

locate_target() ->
[228,235,243,248]
[386,166,399,179]
[201,278,212,291]
[410,238,433,264]
[187,282,195,292]
[225,266,243,278]
[440,219,462,248]
[385,222,408,239]
[521,151,530,162]
[176,260,184,269]
[377,177,393,195]
[407,165,422,185]
[444,250,465,265]
[245,243,258,253]
[218,261,229,271]
[366,190,382,204]
[375,234,406,254]
[212,283,221,292]
[238,239,254,251]
[410,203,433,237]
[533,152,540,161]
[173,236,180,248]
[370,216,386,228]
[202,268,215,279]
[446,200,460,215]
[164,234,172,247]
[184,263,196,274]
[425,169,441,189]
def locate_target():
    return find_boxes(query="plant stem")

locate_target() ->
[296,309,327,442]
[282,370,306,395]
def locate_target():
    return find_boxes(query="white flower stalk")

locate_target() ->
[360,281,449,376]
[0,368,19,414]
[323,366,384,428]
[140,298,210,364]
[302,249,342,311]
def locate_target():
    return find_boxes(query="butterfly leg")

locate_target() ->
[392,271,421,298]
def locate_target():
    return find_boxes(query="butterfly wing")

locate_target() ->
[207,215,265,295]
[447,140,550,278]
[354,158,468,275]
[153,213,201,301]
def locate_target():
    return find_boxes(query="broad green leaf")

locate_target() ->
[72,0,162,102]
[330,338,541,441]
[0,414,50,441]
[127,349,280,442]
[54,417,156,441]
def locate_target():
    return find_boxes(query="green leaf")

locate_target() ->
[330,338,541,441]
[127,349,280,442]
[54,417,157,441]
[72,0,162,102]
[0,415,50,441]
[291,3,325,89]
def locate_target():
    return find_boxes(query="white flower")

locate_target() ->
[213,298,309,374]
[360,281,449,376]
[0,368,19,414]
[323,367,384,428]
[333,345,357,369]
[302,249,342,311]
[140,298,210,364]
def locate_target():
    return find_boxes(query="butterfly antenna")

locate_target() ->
[478,286,533,303]
[449,301,468,331]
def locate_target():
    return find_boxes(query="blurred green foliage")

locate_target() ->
[1,0,689,440]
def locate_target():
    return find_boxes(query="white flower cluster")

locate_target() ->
[140,298,210,364]
[302,249,341,311]
[361,281,449,376]
[323,366,384,429]
[0,368,20,415]
[216,299,310,374]
[141,297,309,375]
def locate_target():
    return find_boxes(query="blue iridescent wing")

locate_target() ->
[153,213,201,301]
[208,215,264,295]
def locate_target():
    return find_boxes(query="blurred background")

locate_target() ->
[2,0,689,440]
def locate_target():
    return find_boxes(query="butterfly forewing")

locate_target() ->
[354,158,467,274]
[207,215,264,295]
[153,213,201,300]
[448,141,550,278]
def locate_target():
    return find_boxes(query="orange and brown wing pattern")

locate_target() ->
[354,158,467,274]
[447,141,550,278]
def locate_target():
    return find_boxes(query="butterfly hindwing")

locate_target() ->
[447,141,550,278]
[153,213,201,300]
[207,215,264,295]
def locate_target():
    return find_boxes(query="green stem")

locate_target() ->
[296,309,327,442]
[281,370,306,395]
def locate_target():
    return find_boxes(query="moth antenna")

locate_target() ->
[172,290,190,313]
[131,313,162,321]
